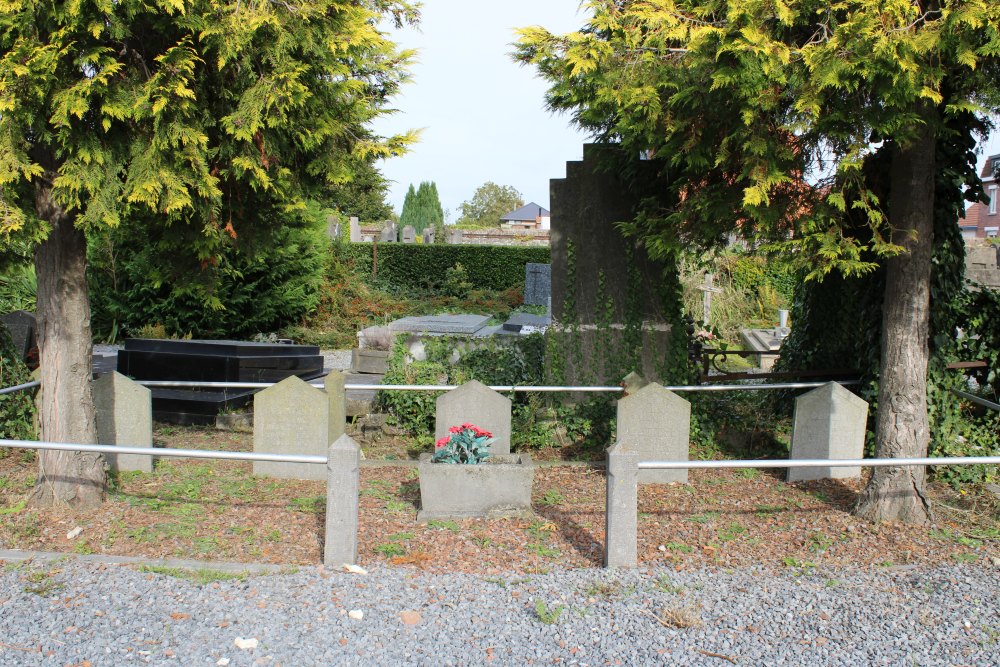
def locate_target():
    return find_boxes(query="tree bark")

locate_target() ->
[855,114,935,525]
[29,177,105,509]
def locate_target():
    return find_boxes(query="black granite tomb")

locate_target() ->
[116,338,325,425]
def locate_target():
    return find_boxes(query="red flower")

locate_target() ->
[448,426,462,434]
[435,437,450,449]
[460,422,474,429]
[473,427,492,438]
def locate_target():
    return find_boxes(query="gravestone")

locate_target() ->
[253,375,339,480]
[349,217,361,242]
[326,214,340,241]
[0,310,36,362]
[550,144,674,384]
[524,263,552,306]
[788,382,868,482]
[93,371,153,473]
[616,381,690,484]
[446,228,463,244]
[401,225,417,244]
[435,380,512,455]
[380,221,397,242]
[422,227,435,244]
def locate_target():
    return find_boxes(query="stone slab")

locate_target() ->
[501,312,551,333]
[387,314,492,335]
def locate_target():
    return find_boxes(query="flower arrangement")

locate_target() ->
[432,423,493,464]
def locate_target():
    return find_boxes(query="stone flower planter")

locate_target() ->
[417,453,535,522]
[351,348,389,374]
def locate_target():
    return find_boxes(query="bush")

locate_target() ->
[89,205,328,340]
[335,243,549,293]
[0,325,35,440]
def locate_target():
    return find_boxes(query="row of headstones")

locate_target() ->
[346,218,435,244]
[96,372,867,484]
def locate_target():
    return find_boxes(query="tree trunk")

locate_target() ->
[855,115,935,525]
[29,179,105,509]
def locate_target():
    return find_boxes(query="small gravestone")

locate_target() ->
[616,382,690,484]
[401,225,416,244]
[380,221,396,242]
[788,382,868,482]
[349,216,361,242]
[253,375,331,480]
[422,227,435,244]
[446,228,463,244]
[435,380,511,455]
[524,263,552,306]
[326,215,340,241]
[0,310,36,362]
[93,371,153,473]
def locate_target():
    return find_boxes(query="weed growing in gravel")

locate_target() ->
[648,604,702,629]
[137,565,249,585]
[534,599,565,624]
[388,531,415,541]
[808,532,834,554]
[72,540,95,555]
[664,542,694,553]
[735,468,759,480]
[782,556,816,570]
[471,535,492,549]
[527,543,561,558]
[718,523,746,542]
[385,500,410,513]
[952,552,978,564]
[23,569,64,597]
[754,504,784,517]
[653,575,684,595]
[581,579,635,599]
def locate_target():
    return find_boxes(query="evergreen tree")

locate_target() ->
[0,0,418,507]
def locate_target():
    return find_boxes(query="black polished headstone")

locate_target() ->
[524,263,551,306]
[0,310,36,362]
[116,338,325,425]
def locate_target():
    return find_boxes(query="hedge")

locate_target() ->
[335,243,550,292]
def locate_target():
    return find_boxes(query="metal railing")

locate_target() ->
[0,439,325,465]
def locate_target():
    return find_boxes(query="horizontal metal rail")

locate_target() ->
[0,439,327,465]
[0,380,40,395]
[134,380,858,393]
[639,456,1000,470]
[951,389,1000,413]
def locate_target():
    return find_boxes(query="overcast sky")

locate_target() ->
[372,1,591,221]
[372,2,1000,220]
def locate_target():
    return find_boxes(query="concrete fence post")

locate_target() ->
[324,434,361,566]
[605,441,639,568]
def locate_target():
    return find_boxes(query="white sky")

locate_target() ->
[372,2,1000,220]
[372,1,591,220]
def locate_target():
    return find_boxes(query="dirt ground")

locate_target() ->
[0,424,997,574]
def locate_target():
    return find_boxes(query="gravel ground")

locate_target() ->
[1,558,997,666]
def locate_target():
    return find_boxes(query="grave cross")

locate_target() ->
[697,273,723,325]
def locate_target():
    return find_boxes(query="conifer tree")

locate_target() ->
[0,0,418,507]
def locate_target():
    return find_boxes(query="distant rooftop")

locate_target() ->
[501,202,550,222]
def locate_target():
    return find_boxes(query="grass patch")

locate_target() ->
[427,519,460,532]
[287,496,324,514]
[534,599,565,625]
[538,489,565,506]
[137,565,249,585]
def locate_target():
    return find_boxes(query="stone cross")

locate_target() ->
[698,273,723,325]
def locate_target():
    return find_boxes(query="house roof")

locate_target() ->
[500,202,550,222]
[962,202,983,229]
[981,154,999,181]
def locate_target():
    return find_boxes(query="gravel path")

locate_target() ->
[0,557,997,666]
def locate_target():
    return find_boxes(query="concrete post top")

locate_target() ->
[329,433,361,454]
[800,381,869,408]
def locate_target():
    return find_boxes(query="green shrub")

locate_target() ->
[89,205,328,340]
[335,243,549,293]
[0,325,35,441]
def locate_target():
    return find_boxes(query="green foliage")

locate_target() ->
[324,156,395,223]
[89,204,328,340]
[431,423,493,464]
[399,182,444,235]
[0,265,36,314]
[337,243,549,293]
[377,334,546,438]
[0,325,35,440]
[456,182,524,228]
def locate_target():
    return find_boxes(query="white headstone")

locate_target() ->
[93,372,153,473]
[788,382,868,482]
[349,216,361,242]
[435,380,512,455]
[616,382,690,484]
